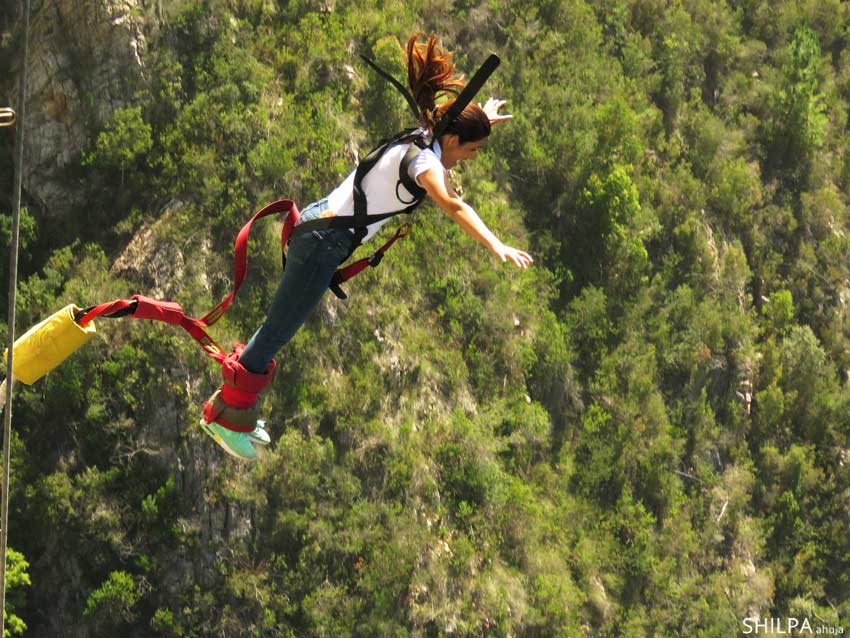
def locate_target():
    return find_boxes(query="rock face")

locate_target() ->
[111,199,189,298]
[5,0,147,215]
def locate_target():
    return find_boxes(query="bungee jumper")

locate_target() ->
[200,33,532,460]
[2,33,532,462]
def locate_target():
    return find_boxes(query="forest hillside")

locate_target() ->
[1,1,850,637]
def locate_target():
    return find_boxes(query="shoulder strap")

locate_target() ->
[290,125,428,241]
[347,128,423,244]
[397,137,429,202]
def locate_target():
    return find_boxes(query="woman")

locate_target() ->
[202,34,533,460]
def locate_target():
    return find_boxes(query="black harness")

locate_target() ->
[289,126,430,244]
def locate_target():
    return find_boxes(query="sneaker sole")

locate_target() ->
[248,427,270,446]
[199,419,257,461]
[247,419,270,446]
[248,433,270,446]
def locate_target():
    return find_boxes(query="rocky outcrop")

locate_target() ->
[110,199,189,298]
[4,0,148,215]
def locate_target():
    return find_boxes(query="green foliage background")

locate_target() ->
[2,0,850,636]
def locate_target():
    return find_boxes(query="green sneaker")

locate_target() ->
[199,418,257,461]
[247,419,270,446]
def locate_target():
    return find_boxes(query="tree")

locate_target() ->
[762,25,828,191]
[84,570,146,628]
[85,106,153,186]
[571,165,649,299]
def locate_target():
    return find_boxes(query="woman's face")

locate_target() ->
[441,135,488,169]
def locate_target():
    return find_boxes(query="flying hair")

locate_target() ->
[406,33,464,124]
[406,33,491,143]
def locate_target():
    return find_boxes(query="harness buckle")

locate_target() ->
[398,222,413,239]
[369,252,384,267]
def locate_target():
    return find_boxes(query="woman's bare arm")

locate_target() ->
[418,168,533,269]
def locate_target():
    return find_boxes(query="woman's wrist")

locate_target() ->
[487,237,505,255]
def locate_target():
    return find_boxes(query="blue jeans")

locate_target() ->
[238,200,356,373]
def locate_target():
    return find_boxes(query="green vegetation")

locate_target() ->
[3,548,29,638]
[1,0,850,636]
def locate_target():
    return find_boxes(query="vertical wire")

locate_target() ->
[1,0,31,633]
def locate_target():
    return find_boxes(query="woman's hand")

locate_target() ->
[492,241,533,269]
[479,97,513,125]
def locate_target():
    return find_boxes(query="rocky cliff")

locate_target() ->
[3,0,148,216]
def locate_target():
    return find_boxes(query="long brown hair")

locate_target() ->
[406,33,491,143]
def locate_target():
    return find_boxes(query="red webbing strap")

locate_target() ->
[132,295,184,324]
[334,222,413,285]
[78,295,228,363]
[201,199,299,325]
[77,299,136,326]
[179,316,227,363]
[280,202,300,253]
[76,199,300,363]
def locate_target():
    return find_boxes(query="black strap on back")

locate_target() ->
[360,54,421,122]
[352,128,424,245]
[432,53,501,139]
[397,137,429,202]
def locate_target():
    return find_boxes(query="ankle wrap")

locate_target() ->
[220,344,276,408]
[203,344,276,432]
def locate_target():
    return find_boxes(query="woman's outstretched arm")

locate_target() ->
[419,168,533,269]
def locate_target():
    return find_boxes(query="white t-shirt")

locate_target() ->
[326,138,443,242]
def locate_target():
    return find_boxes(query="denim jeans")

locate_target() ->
[237,199,356,373]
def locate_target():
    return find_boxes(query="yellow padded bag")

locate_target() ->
[3,304,96,385]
